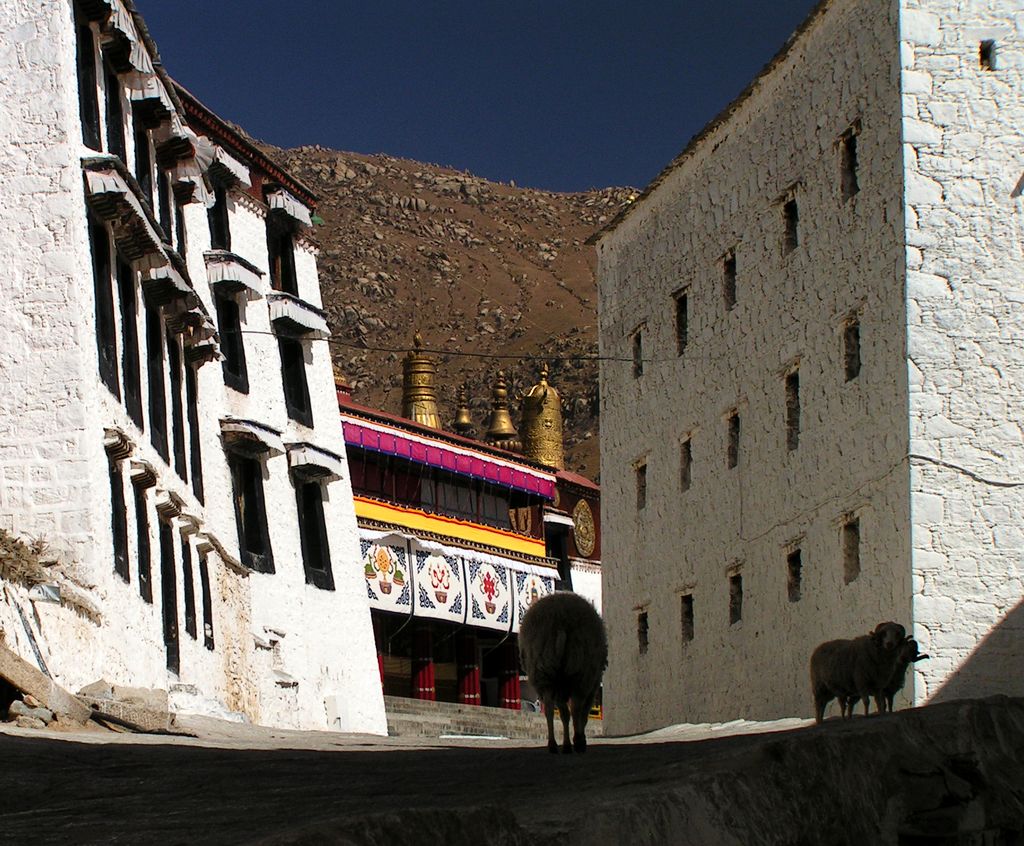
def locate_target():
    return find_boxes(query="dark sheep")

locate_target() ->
[880,637,930,713]
[809,621,907,723]
[519,591,608,754]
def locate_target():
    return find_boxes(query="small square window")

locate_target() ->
[727,411,740,469]
[674,292,688,356]
[787,549,802,602]
[783,197,799,253]
[632,330,644,378]
[980,40,996,71]
[635,462,647,510]
[680,594,694,643]
[680,438,692,492]
[729,573,743,625]
[723,250,737,311]
[637,610,649,654]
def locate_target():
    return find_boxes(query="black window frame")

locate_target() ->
[723,249,737,311]
[227,451,275,574]
[116,256,143,427]
[185,364,204,503]
[728,573,743,625]
[295,477,335,591]
[674,290,688,356]
[88,213,120,398]
[783,197,799,253]
[102,57,126,161]
[844,318,861,382]
[109,459,129,582]
[207,182,231,251]
[133,483,153,603]
[158,519,180,675]
[145,302,169,462]
[132,105,154,206]
[278,334,313,427]
[785,369,800,452]
[166,329,188,481]
[181,535,197,639]
[216,292,249,394]
[267,214,298,295]
[75,12,101,150]
[199,552,215,650]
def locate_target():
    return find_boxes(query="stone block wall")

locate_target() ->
[900,0,1024,701]
[598,0,911,732]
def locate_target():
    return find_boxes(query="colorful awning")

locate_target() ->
[342,418,556,500]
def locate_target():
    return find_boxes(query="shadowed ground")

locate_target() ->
[2,697,1023,845]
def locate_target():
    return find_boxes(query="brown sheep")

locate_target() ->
[519,591,608,754]
[880,637,930,713]
[809,622,906,723]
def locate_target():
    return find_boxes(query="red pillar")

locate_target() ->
[412,623,436,701]
[457,631,481,706]
[498,637,520,710]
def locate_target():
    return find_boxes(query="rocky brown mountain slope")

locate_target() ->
[265,143,635,479]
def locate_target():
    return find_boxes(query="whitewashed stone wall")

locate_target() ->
[598,0,912,733]
[0,0,386,733]
[900,0,1024,702]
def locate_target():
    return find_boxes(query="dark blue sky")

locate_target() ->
[135,0,819,193]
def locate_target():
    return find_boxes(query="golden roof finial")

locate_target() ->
[453,384,475,436]
[484,370,521,451]
[521,362,564,469]
[401,331,441,429]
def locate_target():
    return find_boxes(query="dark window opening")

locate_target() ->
[727,411,740,469]
[278,335,312,427]
[166,330,187,481]
[787,549,802,602]
[980,39,996,71]
[296,479,334,590]
[478,483,511,529]
[216,293,248,393]
[157,170,172,240]
[199,553,215,650]
[117,258,143,427]
[267,216,298,295]
[680,594,694,643]
[843,518,861,584]
[133,484,152,603]
[228,452,275,574]
[840,132,859,201]
[844,319,861,381]
[102,59,125,161]
[145,304,168,462]
[637,611,649,655]
[636,462,647,510]
[181,537,197,639]
[207,183,231,251]
[632,330,643,378]
[185,365,204,503]
[174,197,188,259]
[159,520,180,675]
[729,573,743,625]
[723,250,737,310]
[786,370,800,451]
[109,460,129,582]
[88,214,119,398]
[680,438,692,492]
[132,107,153,206]
[783,197,799,253]
[675,292,688,356]
[75,17,101,150]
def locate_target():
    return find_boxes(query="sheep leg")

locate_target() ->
[559,698,573,754]
[570,693,592,754]
[812,688,831,724]
[543,696,558,754]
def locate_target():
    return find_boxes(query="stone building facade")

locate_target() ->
[596,0,1023,733]
[0,0,386,732]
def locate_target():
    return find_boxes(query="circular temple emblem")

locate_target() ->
[572,499,596,558]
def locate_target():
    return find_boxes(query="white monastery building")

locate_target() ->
[596,0,1024,733]
[0,0,386,732]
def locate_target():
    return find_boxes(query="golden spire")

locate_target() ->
[520,364,564,470]
[484,370,521,452]
[401,332,441,429]
[453,384,475,436]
